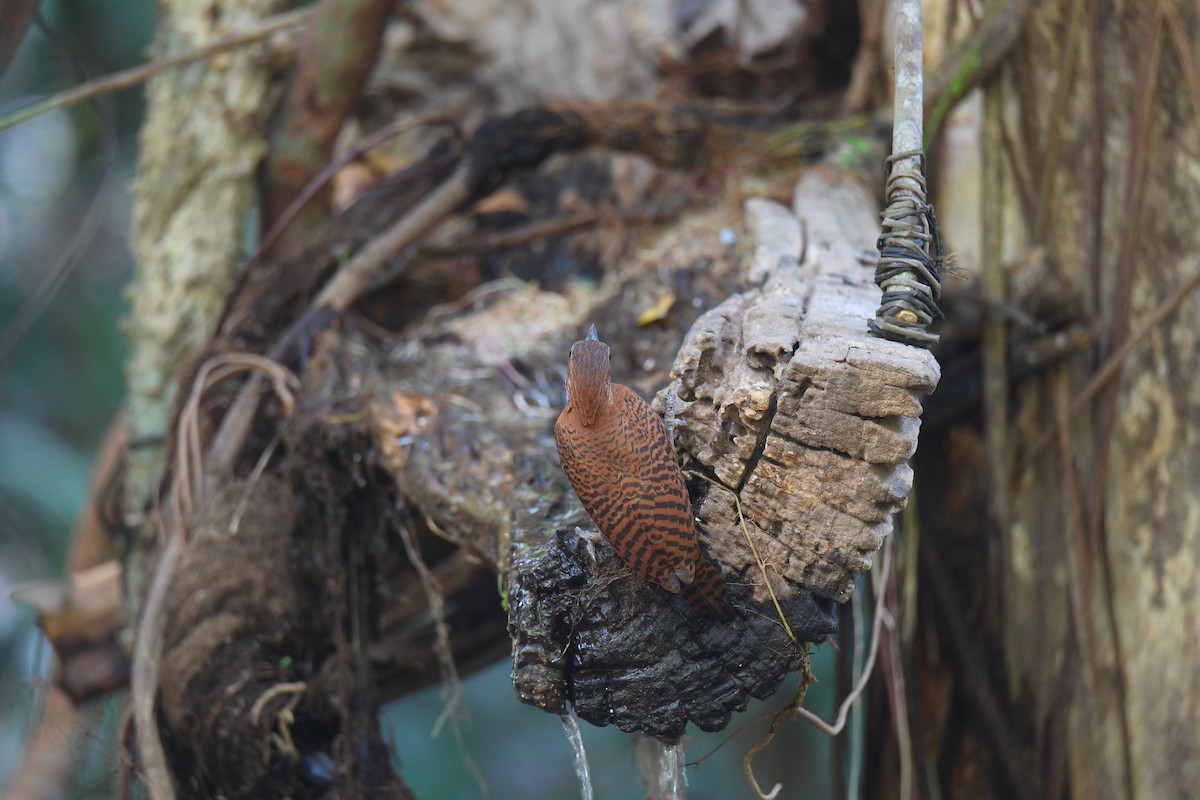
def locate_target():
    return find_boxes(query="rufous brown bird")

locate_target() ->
[555,325,732,616]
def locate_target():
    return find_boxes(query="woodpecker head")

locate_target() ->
[565,324,612,426]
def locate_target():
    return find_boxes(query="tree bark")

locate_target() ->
[919,1,1200,798]
[125,0,289,584]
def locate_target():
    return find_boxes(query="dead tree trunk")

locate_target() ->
[914,2,1200,798]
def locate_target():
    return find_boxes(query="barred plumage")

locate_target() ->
[555,326,732,616]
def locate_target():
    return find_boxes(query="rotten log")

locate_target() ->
[116,103,939,794]
[350,167,935,740]
[507,171,938,738]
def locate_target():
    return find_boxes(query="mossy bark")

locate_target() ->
[125,0,287,562]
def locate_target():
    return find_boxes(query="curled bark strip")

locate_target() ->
[178,352,298,513]
[131,529,181,800]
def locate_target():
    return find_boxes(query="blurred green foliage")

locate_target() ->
[0,1,152,793]
[387,644,839,799]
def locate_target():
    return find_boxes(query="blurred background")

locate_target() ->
[0,2,848,797]
[1,0,150,794]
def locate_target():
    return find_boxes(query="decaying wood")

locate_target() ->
[506,170,937,738]
[668,173,938,605]
[235,155,932,740]
[12,0,975,792]
[136,155,940,795]
[114,91,940,791]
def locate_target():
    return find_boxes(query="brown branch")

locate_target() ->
[262,0,394,246]
[923,0,1031,141]
[981,80,1012,533]
[1032,0,1087,243]
[921,542,1038,800]
[1164,0,1200,117]
[1082,11,1163,797]
[316,166,473,311]
[1026,266,1200,462]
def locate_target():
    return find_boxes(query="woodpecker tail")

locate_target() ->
[682,553,734,619]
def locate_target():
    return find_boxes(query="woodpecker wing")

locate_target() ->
[608,386,732,615]
[680,547,734,618]
[555,384,699,592]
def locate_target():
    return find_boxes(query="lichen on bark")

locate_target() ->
[125,0,289,538]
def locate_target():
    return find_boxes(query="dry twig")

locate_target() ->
[0,7,315,134]
[741,539,893,800]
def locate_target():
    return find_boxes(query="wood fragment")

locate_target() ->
[663,172,938,604]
